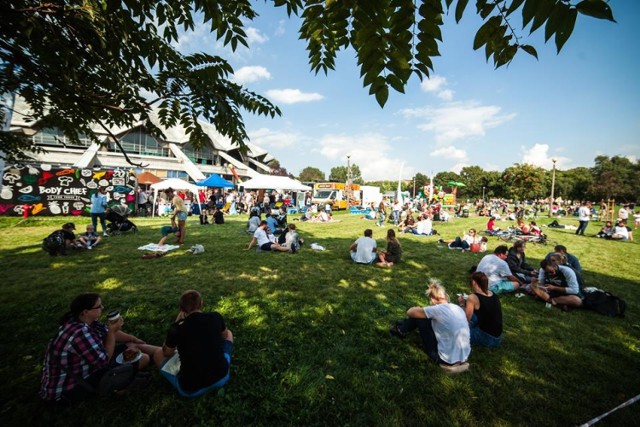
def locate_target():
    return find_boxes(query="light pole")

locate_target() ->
[549,158,557,217]
[482,186,485,202]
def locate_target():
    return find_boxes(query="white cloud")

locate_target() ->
[246,27,268,44]
[519,144,570,169]
[431,146,467,160]
[248,127,303,149]
[401,101,516,144]
[275,20,286,36]
[317,133,413,181]
[450,162,468,174]
[233,66,271,84]
[420,75,455,101]
[265,89,324,104]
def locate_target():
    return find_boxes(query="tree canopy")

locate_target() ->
[298,166,325,182]
[329,164,363,184]
[0,0,616,164]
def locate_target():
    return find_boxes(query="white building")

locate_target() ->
[7,96,274,182]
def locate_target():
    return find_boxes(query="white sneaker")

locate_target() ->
[103,232,109,237]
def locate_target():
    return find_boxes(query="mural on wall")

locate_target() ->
[0,165,137,217]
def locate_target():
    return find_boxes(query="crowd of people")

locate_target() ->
[37,188,633,406]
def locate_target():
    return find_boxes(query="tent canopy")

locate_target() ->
[196,173,234,188]
[136,171,161,185]
[150,178,199,194]
[240,174,311,191]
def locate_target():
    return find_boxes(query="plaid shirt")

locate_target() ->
[39,320,109,401]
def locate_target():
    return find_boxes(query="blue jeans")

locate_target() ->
[449,236,470,249]
[576,220,588,235]
[469,314,502,348]
[392,211,400,225]
[377,212,385,227]
[91,212,107,233]
[398,317,440,363]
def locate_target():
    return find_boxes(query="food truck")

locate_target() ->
[311,182,361,211]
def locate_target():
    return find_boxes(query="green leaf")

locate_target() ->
[530,0,555,34]
[520,44,538,60]
[506,0,526,17]
[555,8,577,52]
[455,0,469,23]
[576,0,616,22]
[522,0,537,28]
[374,84,389,107]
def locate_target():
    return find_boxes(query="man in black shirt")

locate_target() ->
[155,290,234,397]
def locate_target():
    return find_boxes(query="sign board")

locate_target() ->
[0,165,137,217]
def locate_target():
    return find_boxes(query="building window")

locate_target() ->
[166,171,189,179]
[116,129,170,157]
[182,143,215,165]
[32,127,91,148]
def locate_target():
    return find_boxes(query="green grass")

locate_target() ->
[0,213,638,426]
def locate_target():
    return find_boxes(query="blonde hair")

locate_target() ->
[426,279,449,302]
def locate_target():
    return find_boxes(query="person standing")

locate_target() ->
[575,201,591,236]
[165,188,188,244]
[154,290,234,397]
[90,187,109,236]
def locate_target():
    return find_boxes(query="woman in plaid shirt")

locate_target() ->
[39,293,158,402]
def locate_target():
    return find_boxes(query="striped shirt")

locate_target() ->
[39,321,109,401]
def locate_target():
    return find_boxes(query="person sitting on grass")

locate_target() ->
[246,210,261,234]
[530,258,584,311]
[409,213,434,236]
[544,245,582,274]
[376,229,402,267]
[486,216,500,234]
[596,221,614,239]
[475,245,523,294]
[158,221,180,247]
[611,220,633,241]
[350,228,378,264]
[397,210,415,232]
[154,290,234,398]
[389,280,470,371]
[42,222,80,256]
[506,240,538,284]
[458,272,502,348]
[77,224,102,249]
[278,223,302,253]
[245,220,289,252]
[439,228,481,251]
[40,293,159,402]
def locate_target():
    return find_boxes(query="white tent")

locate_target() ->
[150,178,200,217]
[240,174,311,191]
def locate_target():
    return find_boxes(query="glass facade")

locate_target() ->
[32,127,92,148]
[182,143,217,165]
[117,129,170,157]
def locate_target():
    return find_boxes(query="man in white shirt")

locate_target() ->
[350,229,377,264]
[245,221,289,252]
[412,214,433,236]
[476,245,522,294]
[575,201,591,236]
[390,281,470,368]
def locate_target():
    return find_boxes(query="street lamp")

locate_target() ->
[549,158,557,217]
[482,186,485,202]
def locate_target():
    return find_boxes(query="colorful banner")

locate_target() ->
[0,165,137,217]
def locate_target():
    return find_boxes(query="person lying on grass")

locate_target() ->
[438,228,482,251]
[530,258,584,311]
[457,272,503,348]
[154,290,234,398]
[390,280,470,368]
[376,229,401,267]
[40,293,160,402]
[245,220,289,252]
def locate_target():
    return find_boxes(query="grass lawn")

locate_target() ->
[0,212,638,426]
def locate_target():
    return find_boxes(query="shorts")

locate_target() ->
[489,280,516,294]
[260,243,274,251]
[176,212,188,221]
[159,340,233,398]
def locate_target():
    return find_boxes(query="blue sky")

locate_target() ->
[175,1,639,181]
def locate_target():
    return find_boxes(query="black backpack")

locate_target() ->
[582,290,626,317]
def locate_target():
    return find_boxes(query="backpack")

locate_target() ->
[582,290,626,317]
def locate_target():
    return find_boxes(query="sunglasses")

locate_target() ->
[90,304,104,310]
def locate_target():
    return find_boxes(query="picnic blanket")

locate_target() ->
[138,243,180,252]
